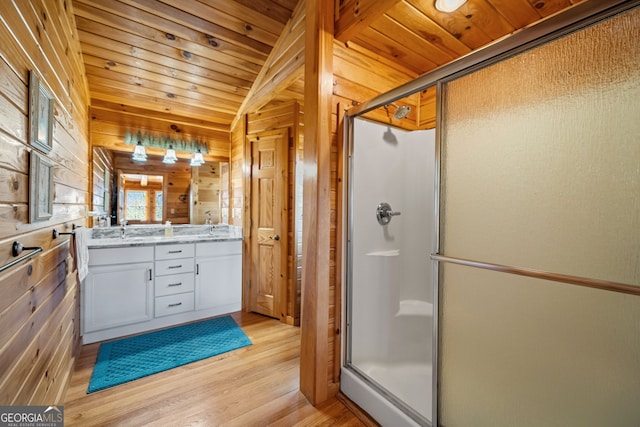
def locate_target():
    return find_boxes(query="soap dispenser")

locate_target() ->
[164,221,173,237]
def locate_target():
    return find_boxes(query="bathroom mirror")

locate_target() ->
[96,149,227,226]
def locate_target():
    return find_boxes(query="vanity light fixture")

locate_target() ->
[163,145,178,164]
[190,149,205,167]
[435,0,467,12]
[132,140,147,162]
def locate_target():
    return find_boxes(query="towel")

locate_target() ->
[74,227,90,282]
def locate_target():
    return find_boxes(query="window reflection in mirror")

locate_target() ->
[119,173,164,224]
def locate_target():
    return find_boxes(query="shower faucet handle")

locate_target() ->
[376,202,401,226]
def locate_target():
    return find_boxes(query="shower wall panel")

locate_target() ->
[439,7,640,426]
[347,118,435,422]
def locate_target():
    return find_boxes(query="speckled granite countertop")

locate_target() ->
[87,224,242,249]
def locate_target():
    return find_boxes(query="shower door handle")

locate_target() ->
[376,202,401,225]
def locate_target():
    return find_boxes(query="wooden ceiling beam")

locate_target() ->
[74,22,258,86]
[81,56,246,105]
[85,71,240,114]
[78,46,249,100]
[90,100,230,132]
[334,0,403,42]
[232,0,306,126]
[126,0,274,55]
[94,139,230,163]
[90,117,230,144]
[73,1,265,75]
[90,89,235,125]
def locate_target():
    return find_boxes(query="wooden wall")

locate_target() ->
[220,162,230,224]
[89,101,231,163]
[191,162,221,225]
[113,152,191,224]
[230,118,246,227]
[0,0,89,405]
[91,147,114,223]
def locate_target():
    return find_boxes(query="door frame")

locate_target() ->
[244,128,290,321]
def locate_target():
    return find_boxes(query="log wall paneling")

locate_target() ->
[89,101,231,165]
[192,162,222,225]
[230,116,246,227]
[0,0,89,406]
[230,115,249,310]
[419,86,437,130]
[332,101,347,384]
[220,162,230,224]
[91,147,114,223]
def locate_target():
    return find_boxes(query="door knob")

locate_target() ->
[271,234,280,241]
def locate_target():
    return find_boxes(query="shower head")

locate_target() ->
[393,105,411,120]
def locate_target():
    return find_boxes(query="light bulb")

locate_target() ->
[435,0,466,12]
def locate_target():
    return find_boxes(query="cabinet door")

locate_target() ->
[195,254,242,310]
[84,262,153,332]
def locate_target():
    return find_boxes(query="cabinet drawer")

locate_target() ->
[155,243,195,260]
[155,272,195,297]
[155,292,194,317]
[89,246,154,266]
[155,258,194,276]
[196,240,242,257]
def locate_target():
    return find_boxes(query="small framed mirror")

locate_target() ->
[29,150,54,223]
[29,71,54,154]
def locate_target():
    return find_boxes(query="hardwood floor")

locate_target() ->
[64,312,366,426]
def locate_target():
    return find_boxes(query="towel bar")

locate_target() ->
[0,242,43,273]
[52,228,75,239]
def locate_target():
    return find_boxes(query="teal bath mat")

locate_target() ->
[87,316,251,393]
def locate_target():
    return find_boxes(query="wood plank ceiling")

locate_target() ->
[74,0,585,158]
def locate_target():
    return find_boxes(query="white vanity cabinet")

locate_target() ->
[195,241,242,311]
[83,238,242,344]
[83,246,154,334]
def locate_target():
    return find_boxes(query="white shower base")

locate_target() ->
[359,361,432,421]
[341,363,432,427]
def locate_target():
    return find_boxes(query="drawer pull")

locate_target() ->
[168,265,182,269]
[168,250,182,254]
[168,302,183,308]
[168,282,182,287]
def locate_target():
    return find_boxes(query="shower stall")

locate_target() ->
[342,117,436,426]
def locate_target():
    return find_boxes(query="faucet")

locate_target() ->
[119,219,128,239]
[205,211,215,234]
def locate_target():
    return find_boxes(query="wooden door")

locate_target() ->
[249,129,288,319]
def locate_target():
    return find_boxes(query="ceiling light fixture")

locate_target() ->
[132,140,147,162]
[163,145,178,164]
[190,149,205,167]
[435,0,467,12]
